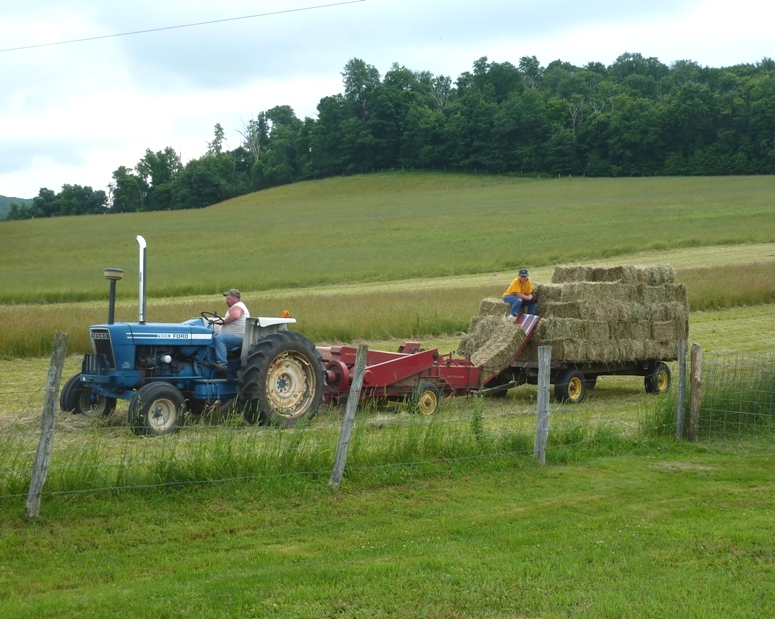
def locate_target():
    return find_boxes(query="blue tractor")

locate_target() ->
[59,236,325,436]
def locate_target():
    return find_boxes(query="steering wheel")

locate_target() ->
[201,311,221,326]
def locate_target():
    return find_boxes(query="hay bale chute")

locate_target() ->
[461,264,688,368]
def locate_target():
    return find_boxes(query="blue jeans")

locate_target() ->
[503,295,536,317]
[212,334,244,365]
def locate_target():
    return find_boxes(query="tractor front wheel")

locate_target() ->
[554,369,587,404]
[128,382,186,436]
[60,373,116,418]
[237,332,324,427]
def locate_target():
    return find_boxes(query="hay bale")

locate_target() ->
[534,317,610,341]
[470,317,527,382]
[551,265,592,283]
[609,321,652,340]
[458,313,523,356]
[630,265,675,285]
[556,281,641,304]
[640,283,685,304]
[651,321,677,341]
[478,297,511,317]
[542,301,584,319]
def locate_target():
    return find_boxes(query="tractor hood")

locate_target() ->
[127,322,214,346]
[91,322,214,347]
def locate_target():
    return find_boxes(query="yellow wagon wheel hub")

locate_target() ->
[567,376,584,401]
[657,370,669,392]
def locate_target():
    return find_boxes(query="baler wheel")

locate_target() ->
[60,373,116,418]
[411,382,441,416]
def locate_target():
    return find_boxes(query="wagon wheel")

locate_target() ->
[554,369,587,404]
[645,362,671,394]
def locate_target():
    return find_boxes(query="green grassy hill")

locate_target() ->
[1,172,775,304]
[0,194,32,219]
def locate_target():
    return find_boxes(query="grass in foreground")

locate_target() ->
[1,445,773,619]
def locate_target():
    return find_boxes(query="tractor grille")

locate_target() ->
[90,328,116,369]
[82,353,111,376]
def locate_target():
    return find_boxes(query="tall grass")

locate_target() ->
[681,262,775,310]
[2,173,774,305]
[1,392,657,500]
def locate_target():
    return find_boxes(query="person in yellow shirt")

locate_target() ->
[502,268,536,317]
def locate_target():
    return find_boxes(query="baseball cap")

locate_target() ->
[518,268,529,276]
[222,288,241,299]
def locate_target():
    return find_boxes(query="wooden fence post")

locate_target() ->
[534,346,552,465]
[676,339,688,439]
[329,344,368,489]
[26,332,68,519]
[688,343,702,442]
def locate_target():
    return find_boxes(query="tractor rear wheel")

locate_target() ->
[237,332,324,427]
[411,381,441,415]
[645,362,671,394]
[554,369,587,404]
[128,382,186,436]
[60,373,116,418]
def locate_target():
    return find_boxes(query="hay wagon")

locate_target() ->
[460,264,687,404]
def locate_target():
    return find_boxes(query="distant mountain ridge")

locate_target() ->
[0,195,32,218]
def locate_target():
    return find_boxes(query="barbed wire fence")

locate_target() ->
[3,336,774,517]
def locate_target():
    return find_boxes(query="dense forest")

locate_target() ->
[4,52,775,221]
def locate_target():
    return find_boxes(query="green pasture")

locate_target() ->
[1,173,775,304]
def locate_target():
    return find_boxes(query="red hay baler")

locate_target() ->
[317,314,541,414]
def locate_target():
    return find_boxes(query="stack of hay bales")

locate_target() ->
[459,265,689,370]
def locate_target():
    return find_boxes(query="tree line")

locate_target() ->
[5,52,775,221]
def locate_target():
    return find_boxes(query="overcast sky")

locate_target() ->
[1,0,772,199]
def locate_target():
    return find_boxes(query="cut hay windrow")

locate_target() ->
[462,264,689,368]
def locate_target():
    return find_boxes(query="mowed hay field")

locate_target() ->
[1,173,775,304]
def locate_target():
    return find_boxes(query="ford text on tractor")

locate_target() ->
[60,236,325,436]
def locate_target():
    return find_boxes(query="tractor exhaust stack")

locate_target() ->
[136,235,147,324]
